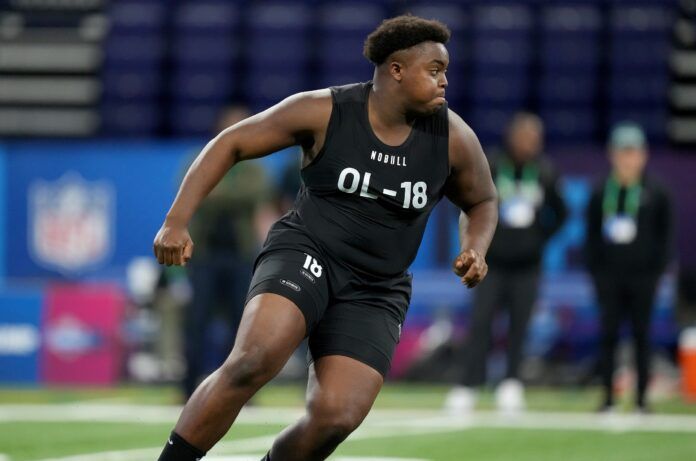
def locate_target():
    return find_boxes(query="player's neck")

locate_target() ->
[369,81,414,129]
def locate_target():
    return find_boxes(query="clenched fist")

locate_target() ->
[153,221,194,266]
[452,248,488,288]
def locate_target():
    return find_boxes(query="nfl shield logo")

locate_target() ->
[29,172,115,274]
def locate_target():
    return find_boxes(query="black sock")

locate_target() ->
[637,394,646,408]
[158,431,206,461]
[603,390,614,407]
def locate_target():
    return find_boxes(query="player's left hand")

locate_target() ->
[452,249,488,288]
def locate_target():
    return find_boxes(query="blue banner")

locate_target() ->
[5,141,200,279]
[3,141,300,281]
[0,146,6,279]
[0,287,44,383]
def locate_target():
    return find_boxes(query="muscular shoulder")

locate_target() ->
[277,89,333,131]
[216,88,334,163]
[252,88,333,150]
[447,109,482,170]
[283,88,332,110]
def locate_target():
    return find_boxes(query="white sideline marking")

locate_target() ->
[27,428,434,461]
[369,411,696,434]
[3,404,696,434]
[0,404,303,425]
[4,403,696,461]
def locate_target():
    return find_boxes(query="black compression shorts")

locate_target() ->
[245,247,411,377]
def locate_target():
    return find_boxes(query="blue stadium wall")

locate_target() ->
[0,141,678,383]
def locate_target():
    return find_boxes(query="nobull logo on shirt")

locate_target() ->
[29,172,115,274]
[370,150,407,167]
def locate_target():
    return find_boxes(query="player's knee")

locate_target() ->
[220,347,274,390]
[315,414,359,446]
[308,394,364,441]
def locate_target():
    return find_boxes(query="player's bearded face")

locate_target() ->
[400,42,449,115]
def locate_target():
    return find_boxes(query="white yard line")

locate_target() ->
[0,404,303,425]
[22,447,163,461]
[24,427,437,461]
[4,403,696,461]
[370,411,696,434]
[15,436,279,461]
[3,403,696,434]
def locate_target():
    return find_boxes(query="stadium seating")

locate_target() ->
[169,1,240,136]
[539,4,602,146]
[244,2,312,112]
[101,1,166,136]
[470,4,534,145]
[316,1,386,87]
[607,3,673,143]
[95,0,678,145]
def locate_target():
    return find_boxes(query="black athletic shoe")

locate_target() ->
[636,404,653,415]
[596,403,616,414]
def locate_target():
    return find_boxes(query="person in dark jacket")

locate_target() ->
[586,122,674,413]
[446,112,567,413]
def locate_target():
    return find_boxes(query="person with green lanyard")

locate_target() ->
[446,112,567,413]
[586,122,674,413]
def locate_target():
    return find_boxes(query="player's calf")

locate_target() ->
[269,375,374,460]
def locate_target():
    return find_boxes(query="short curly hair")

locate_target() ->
[363,15,451,65]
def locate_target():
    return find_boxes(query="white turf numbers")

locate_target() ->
[303,254,323,277]
[337,167,427,209]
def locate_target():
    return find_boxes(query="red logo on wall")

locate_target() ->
[29,172,115,274]
[42,284,124,385]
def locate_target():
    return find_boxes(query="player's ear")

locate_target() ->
[389,61,404,82]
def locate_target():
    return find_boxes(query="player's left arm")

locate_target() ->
[444,109,498,288]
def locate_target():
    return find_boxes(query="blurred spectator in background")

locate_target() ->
[252,152,303,244]
[182,105,274,399]
[677,270,696,329]
[586,122,674,413]
[446,112,567,413]
[277,157,303,214]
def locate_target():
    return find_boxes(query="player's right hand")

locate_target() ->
[153,221,194,266]
[452,248,488,289]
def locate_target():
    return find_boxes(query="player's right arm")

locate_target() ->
[153,90,332,266]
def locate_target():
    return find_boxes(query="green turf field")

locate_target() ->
[1,384,695,461]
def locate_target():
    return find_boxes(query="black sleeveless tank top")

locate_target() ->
[264,82,450,278]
